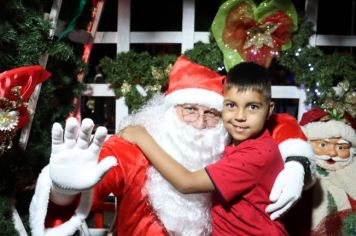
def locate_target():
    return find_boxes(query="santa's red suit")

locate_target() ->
[30,114,312,236]
[29,56,314,236]
[86,137,169,235]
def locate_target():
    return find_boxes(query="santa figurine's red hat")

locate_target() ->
[164,56,226,111]
[300,108,356,147]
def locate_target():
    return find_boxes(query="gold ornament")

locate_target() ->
[243,22,278,51]
[165,64,173,75]
[320,80,356,119]
[0,86,24,156]
[120,81,132,96]
[151,66,165,80]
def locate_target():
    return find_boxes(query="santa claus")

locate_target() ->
[300,108,356,235]
[29,56,314,236]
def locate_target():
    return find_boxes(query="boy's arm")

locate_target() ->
[120,125,215,193]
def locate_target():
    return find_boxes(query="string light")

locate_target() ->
[295,48,302,57]
[217,66,225,72]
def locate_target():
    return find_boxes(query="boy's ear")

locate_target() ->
[267,101,275,119]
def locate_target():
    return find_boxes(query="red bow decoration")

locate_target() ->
[0,65,51,155]
[222,2,293,67]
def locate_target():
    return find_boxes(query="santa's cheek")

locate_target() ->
[310,145,327,155]
[337,149,350,158]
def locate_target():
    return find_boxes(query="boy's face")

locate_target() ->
[222,87,274,145]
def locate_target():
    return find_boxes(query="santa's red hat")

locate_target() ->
[300,108,356,147]
[164,56,226,111]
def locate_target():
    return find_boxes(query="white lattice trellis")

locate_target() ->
[82,0,356,133]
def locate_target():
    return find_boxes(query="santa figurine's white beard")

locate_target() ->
[119,94,229,236]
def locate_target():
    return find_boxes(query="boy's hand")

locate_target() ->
[49,117,117,194]
[118,125,148,144]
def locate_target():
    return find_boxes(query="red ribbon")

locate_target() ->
[0,65,51,129]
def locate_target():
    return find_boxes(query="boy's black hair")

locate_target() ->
[225,62,272,101]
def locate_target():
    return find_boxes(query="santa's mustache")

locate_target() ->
[315,154,351,163]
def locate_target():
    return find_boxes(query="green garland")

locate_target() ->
[100,51,177,112]
[276,18,356,117]
[100,41,224,113]
[183,40,224,71]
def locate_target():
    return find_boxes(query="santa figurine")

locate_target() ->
[300,108,356,235]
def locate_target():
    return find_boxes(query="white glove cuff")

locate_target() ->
[30,165,93,236]
[51,181,81,196]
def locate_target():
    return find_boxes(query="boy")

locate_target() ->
[120,62,288,235]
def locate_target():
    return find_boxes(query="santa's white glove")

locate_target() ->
[266,161,304,220]
[49,117,117,195]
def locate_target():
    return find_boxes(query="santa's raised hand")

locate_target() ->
[49,117,117,194]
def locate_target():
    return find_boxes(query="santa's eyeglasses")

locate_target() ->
[175,104,221,127]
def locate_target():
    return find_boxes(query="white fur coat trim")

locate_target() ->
[279,138,314,161]
[29,165,93,236]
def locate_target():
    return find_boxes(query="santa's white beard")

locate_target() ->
[118,94,229,236]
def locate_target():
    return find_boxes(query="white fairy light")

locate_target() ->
[136,84,147,97]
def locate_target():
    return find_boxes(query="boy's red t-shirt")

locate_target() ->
[205,129,288,236]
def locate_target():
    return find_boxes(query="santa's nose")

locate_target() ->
[191,116,207,130]
[326,146,337,157]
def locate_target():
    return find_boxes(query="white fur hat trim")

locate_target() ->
[164,88,223,111]
[301,120,356,146]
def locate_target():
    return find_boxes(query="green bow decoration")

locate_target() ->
[212,0,298,71]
